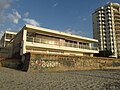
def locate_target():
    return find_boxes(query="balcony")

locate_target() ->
[26,36,98,51]
[114,15,120,19]
[115,25,120,28]
[117,41,120,43]
[114,11,120,15]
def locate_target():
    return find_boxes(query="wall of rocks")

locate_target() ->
[23,53,120,72]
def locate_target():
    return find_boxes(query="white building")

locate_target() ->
[0,31,17,47]
[8,24,98,58]
[92,2,120,58]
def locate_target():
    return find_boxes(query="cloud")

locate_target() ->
[106,1,110,4]
[64,26,86,37]
[23,18,40,26]
[6,28,12,31]
[23,12,29,17]
[53,3,58,7]
[0,31,4,39]
[82,18,87,21]
[77,16,87,21]
[8,9,21,24]
[0,0,11,10]
[65,28,77,35]
[0,0,12,23]
[18,27,22,31]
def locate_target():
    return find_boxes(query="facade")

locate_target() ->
[92,2,120,58]
[0,31,17,47]
[9,24,98,58]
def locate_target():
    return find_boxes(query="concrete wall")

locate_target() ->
[0,47,10,58]
[22,53,120,72]
[0,58,20,69]
[12,30,23,58]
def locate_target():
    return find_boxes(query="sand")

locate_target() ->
[0,67,120,90]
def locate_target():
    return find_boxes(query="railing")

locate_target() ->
[27,36,98,51]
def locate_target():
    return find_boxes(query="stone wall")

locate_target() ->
[0,58,21,69]
[22,53,120,72]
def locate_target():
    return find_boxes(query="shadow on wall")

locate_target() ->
[94,50,113,57]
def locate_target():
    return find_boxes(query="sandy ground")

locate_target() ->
[0,67,120,90]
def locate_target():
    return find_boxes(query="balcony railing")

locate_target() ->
[26,36,98,51]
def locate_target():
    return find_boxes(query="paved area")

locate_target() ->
[0,67,120,90]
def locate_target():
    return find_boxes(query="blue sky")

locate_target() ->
[0,0,120,38]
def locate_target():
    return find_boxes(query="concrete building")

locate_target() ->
[0,31,17,47]
[0,31,17,57]
[7,24,98,58]
[92,2,120,58]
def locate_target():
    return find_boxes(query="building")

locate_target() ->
[0,31,17,47]
[0,31,17,57]
[92,2,120,58]
[7,24,98,58]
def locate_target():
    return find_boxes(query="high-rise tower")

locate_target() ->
[93,2,120,58]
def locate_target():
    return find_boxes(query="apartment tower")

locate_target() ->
[92,2,120,58]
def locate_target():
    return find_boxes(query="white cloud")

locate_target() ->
[106,1,110,4]
[65,28,76,34]
[64,26,86,36]
[0,0,11,10]
[6,28,12,31]
[0,0,12,23]
[8,9,21,24]
[18,27,22,31]
[82,18,87,21]
[23,18,40,26]
[53,3,58,7]
[23,12,29,17]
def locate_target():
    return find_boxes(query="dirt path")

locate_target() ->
[0,67,120,90]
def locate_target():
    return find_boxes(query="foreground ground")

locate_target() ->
[0,67,120,90]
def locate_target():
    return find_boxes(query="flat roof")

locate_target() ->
[24,24,98,43]
[5,31,17,35]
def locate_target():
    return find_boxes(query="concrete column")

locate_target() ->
[89,43,92,49]
[77,42,79,48]
[4,34,6,47]
[90,54,93,57]
[20,29,27,55]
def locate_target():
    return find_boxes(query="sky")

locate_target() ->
[0,0,120,38]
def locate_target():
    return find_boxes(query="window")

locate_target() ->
[6,34,13,39]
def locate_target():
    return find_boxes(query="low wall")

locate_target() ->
[0,58,4,67]
[22,53,120,72]
[0,58,21,69]
[0,47,10,58]
[0,53,9,58]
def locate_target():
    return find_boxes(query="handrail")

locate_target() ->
[26,36,98,51]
